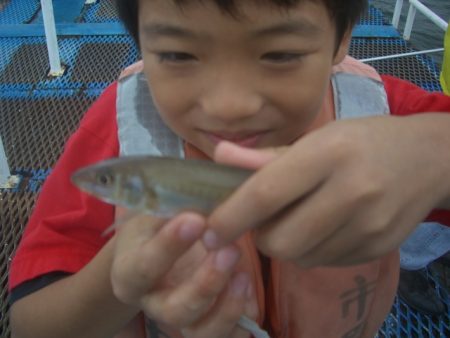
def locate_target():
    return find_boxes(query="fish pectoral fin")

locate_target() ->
[101,209,142,237]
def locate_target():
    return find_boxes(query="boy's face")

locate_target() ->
[138,0,350,157]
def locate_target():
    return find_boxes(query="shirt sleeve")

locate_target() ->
[382,75,450,115]
[9,272,70,305]
[382,75,450,226]
[8,83,120,291]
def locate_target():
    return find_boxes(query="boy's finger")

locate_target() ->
[142,246,241,327]
[114,213,166,251]
[139,212,206,279]
[205,143,330,250]
[112,212,206,302]
[253,180,351,265]
[182,272,251,338]
[214,141,287,170]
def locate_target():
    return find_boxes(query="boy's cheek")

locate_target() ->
[146,72,198,113]
[148,86,190,120]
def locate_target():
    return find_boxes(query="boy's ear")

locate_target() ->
[333,28,352,65]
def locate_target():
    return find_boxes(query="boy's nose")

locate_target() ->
[200,79,263,122]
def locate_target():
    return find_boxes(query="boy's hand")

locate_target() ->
[205,115,450,267]
[111,212,252,337]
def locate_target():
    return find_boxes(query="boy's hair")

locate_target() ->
[116,0,367,49]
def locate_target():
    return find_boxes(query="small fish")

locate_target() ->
[72,156,253,217]
[72,156,271,338]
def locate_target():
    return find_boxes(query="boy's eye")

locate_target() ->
[261,52,303,63]
[157,52,197,63]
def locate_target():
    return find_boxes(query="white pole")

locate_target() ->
[41,0,64,76]
[0,136,11,187]
[359,48,444,63]
[409,0,448,31]
[392,0,404,29]
[403,3,417,40]
[404,0,448,40]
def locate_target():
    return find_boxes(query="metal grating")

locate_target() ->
[0,0,39,24]
[0,96,95,170]
[96,0,119,21]
[0,36,139,93]
[0,43,50,87]
[377,272,450,337]
[80,0,119,23]
[70,42,133,86]
[0,191,38,338]
[0,93,95,337]
[359,6,389,26]
[349,38,442,91]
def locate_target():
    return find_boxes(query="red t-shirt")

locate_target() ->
[8,76,450,292]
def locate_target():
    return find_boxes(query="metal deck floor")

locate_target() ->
[0,1,448,337]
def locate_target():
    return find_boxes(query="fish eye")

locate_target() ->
[96,172,114,186]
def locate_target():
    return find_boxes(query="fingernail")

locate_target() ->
[178,218,204,241]
[215,246,240,272]
[203,229,219,250]
[230,273,249,297]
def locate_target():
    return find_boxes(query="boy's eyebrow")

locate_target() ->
[251,20,322,38]
[142,23,208,40]
[142,19,322,41]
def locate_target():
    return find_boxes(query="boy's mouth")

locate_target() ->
[204,130,268,148]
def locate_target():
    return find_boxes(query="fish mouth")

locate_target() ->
[72,171,118,204]
[71,167,109,197]
[71,168,93,190]
[71,160,117,190]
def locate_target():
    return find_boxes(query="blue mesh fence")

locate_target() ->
[80,0,119,23]
[359,6,389,26]
[378,283,450,337]
[0,0,39,24]
[350,38,442,92]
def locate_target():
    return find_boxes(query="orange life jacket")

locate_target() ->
[113,56,399,338]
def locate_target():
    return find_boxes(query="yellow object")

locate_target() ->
[441,22,450,95]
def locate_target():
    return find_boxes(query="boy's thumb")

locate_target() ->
[214,141,287,170]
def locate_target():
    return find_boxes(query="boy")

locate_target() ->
[9,1,450,337]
